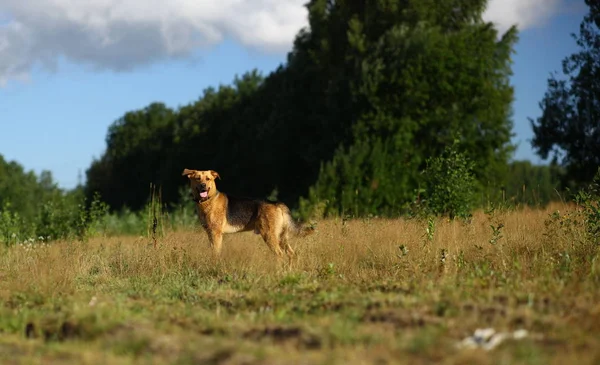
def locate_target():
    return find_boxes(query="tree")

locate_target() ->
[85,103,176,211]
[84,0,519,218]
[0,155,66,221]
[504,160,563,206]
[531,0,600,188]
[300,0,517,217]
[0,154,85,242]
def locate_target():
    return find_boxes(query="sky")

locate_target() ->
[0,0,588,190]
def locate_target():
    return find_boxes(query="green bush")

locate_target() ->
[0,192,110,245]
[0,202,33,246]
[95,187,198,237]
[574,168,600,246]
[421,142,477,219]
[298,138,414,219]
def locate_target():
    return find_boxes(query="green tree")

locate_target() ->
[503,161,563,206]
[0,154,95,243]
[0,155,63,221]
[531,0,600,189]
[301,0,517,217]
[85,102,176,211]
[84,0,519,219]
[301,138,410,218]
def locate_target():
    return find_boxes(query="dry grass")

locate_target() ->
[1,203,599,364]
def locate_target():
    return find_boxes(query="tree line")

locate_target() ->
[85,0,522,218]
[3,0,598,223]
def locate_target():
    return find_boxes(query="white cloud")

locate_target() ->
[483,0,563,34]
[0,0,309,85]
[0,0,565,85]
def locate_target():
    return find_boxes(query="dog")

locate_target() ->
[182,169,315,260]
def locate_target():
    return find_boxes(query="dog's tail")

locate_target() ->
[278,204,316,237]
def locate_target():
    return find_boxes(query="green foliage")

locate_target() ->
[299,138,410,218]
[540,168,600,249]
[297,0,516,218]
[421,142,477,219]
[424,217,435,244]
[502,161,563,207]
[1,0,574,224]
[36,199,77,241]
[0,155,114,245]
[0,187,196,245]
[75,193,110,242]
[0,193,108,246]
[0,202,32,246]
[489,222,505,245]
[0,155,62,223]
[574,168,600,245]
[80,0,520,219]
[85,102,177,211]
[531,0,600,188]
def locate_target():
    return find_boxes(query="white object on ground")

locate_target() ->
[456,328,529,351]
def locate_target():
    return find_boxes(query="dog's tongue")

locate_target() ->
[200,191,208,199]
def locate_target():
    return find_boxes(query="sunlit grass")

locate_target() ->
[0,202,599,364]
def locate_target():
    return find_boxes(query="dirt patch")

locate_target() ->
[306,301,346,314]
[168,317,229,336]
[24,320,83,342]
[57,321,81,341]
[366,283,412,294]
[492,295,509,306]
[243,326,322,350]
[199,327,228,336]
[25,322,35,339]
[460,303,509,324]
[189,349,244,365]
[365,299,404,311]
[362,310,442,329]
[478,306,507,323]
[515,296,552,311]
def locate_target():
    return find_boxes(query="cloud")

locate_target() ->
[0,0,565,85]
[483,0,563,34]
[0,0,308,85]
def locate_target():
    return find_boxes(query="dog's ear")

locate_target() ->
[182,169,195,178]
[210,170,221,180]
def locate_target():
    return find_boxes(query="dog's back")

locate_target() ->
[223,194,264,233]
[224,194,314,238]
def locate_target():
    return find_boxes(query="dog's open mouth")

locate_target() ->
[197,187,209,202]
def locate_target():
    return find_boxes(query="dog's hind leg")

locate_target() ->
[263,234,284,258]
[279,227,295,262]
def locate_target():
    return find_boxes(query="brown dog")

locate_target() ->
[182,169,314,260]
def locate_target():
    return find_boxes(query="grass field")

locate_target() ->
[1,203,599,364]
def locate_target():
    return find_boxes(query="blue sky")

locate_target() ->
[0,0,587,189]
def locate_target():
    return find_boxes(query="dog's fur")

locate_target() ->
[182,169,314,259]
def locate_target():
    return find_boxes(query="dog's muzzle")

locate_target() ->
[195,186,209,202]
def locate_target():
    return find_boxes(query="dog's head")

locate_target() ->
[181,169,221,203]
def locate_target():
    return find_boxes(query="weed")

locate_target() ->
[489,222,504,245]
[574,168,600,245]
[485,204,505,245]
[423,216,435,245]
[398,245,409,257]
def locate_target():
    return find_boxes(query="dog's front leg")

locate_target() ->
[207,231,223,256]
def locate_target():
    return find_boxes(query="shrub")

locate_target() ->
[0,202,33,246]
[421,141,477,219]
[574,168,600,246]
